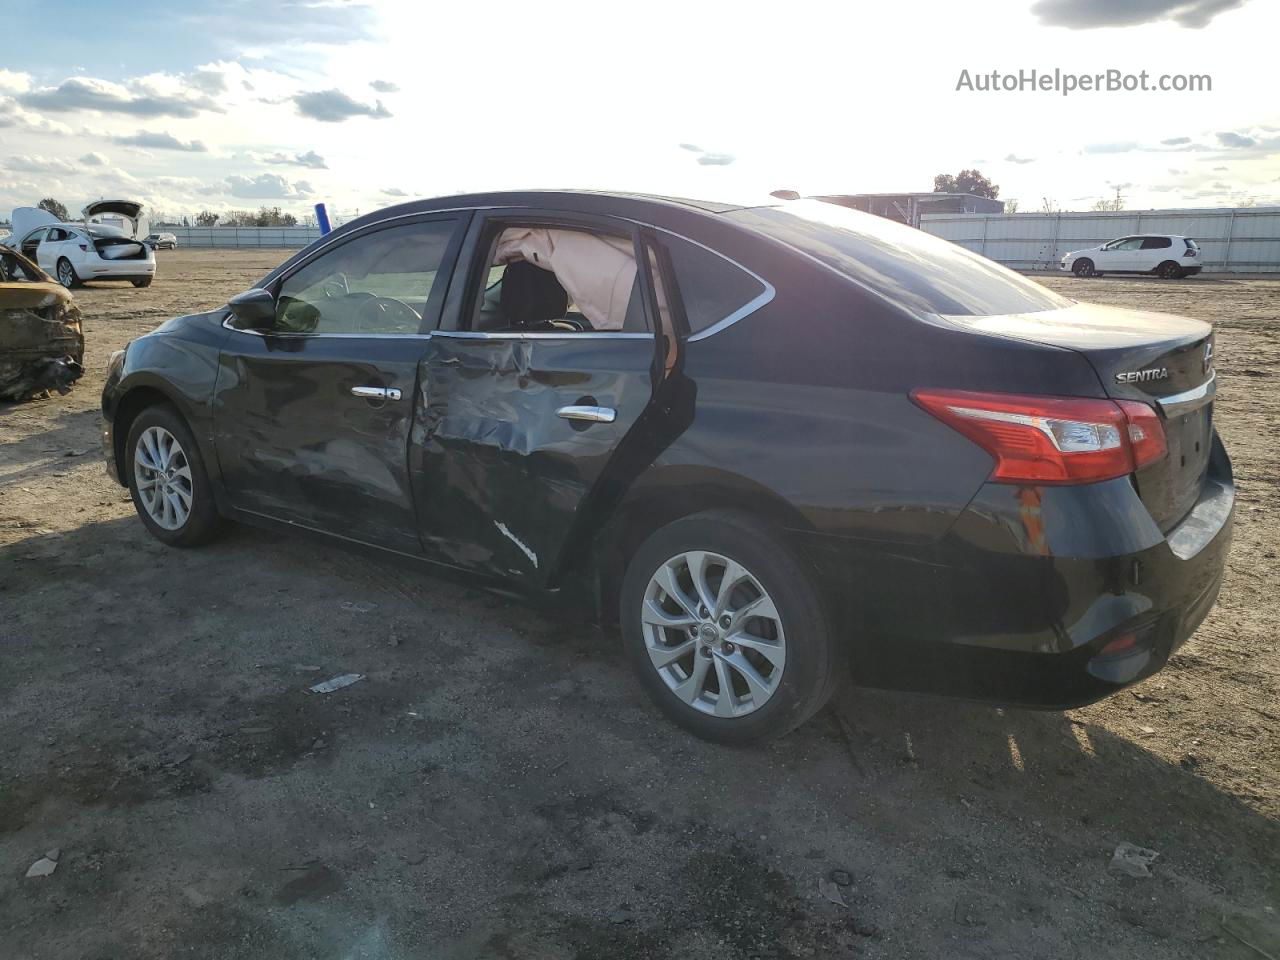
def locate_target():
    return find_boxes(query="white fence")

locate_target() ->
[163,225,325,248]
[920,207,1280,273]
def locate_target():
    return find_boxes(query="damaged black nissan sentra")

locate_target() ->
[101,192,1232,743]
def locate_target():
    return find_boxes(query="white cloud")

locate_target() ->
[18,77,218,118]
[5,155,79,174]
[111,130,208,152]
[225,173,315,198]
[293,89,391,122]
[79,152,109,166]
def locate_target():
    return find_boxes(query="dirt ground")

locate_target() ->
[1,250,1277,960]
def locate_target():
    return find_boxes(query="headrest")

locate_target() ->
[500,260,568,328]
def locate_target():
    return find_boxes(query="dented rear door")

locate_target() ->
[411,330,657,583]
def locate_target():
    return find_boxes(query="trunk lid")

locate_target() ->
[82,200,144,238]
[947,302,1215,532]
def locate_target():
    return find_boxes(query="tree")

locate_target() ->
[195,210,219,226]
[1003,199,1020,213]
[1040,197,1060,213]
[37,198,69,221]
[933,169,999,199]
[1091,187,1125,212]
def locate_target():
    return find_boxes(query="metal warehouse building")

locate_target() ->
[919,206,1280,274]
[817,192,1005,227]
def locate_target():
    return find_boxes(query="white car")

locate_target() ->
[5,201,156,288]
[1061,234,1202,280]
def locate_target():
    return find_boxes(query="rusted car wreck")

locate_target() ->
[0,248,84,401]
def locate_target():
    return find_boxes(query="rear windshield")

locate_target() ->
[728,200,1070,317]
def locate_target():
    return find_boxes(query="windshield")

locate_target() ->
[728,200,1070,317]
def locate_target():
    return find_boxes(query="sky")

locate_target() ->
[1,0,1278,224]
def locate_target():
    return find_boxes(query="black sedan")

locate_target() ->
[101,192,1233,743]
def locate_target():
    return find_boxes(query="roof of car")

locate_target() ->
[367,190,772,220]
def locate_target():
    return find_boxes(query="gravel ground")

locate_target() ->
[1,251,1277,959]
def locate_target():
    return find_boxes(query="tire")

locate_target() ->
[620,510,844,744]
[132,277,153,288]
[125,403,223,547]
[56,257,80,289]
[1072,259,1095,278]
[1157,261,1183,280]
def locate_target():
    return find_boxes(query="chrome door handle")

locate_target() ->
[351,386,402,401]
[557,405,616,423]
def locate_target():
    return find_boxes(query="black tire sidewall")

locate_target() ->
[125,404,221,547]
[1073,259,1093,277]
[620,511,840,744]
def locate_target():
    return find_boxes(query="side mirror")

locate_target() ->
[227,288,276,329]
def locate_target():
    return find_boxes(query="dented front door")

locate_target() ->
[411,332,656,582]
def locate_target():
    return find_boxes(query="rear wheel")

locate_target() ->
[132,276,153,288]
[1157,260,1183,279]
[126,404,223,547]
[1072,259,1095,278]
[56,258,80,288]
[621,510,843,744]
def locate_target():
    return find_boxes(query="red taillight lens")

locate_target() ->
[912,389,1167,485]
[78,243,89,251]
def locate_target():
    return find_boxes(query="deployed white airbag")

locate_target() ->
[494,228,636,331]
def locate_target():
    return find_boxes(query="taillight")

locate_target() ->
[78,243,89,251]
[912,389,1167,485]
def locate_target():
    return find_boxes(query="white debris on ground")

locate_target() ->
[309,673,365,694]
[1109,842,1160,878]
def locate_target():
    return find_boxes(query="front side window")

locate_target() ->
[729,200,1069,317]
[1109,237,1145,251]
[274,220,456,335]
[659,233,767,335]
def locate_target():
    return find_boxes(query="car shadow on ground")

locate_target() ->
[2,516,1277,959]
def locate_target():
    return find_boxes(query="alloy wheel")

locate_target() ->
[642,550,787,718]
[134,425,193,530]
[57,261,74,287]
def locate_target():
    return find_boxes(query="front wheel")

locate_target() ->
[126,404,223,547]
[620,510,844,744]
[1072,258,1095,278]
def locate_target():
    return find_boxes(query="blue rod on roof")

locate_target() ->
[314,203,332,235]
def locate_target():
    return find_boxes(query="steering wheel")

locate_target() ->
[321,272,350,298]
[356,296,421,333]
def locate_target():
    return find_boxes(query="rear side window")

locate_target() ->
[729,200,1069,317]
[660,233,767,334]
[1140,237,1172,249]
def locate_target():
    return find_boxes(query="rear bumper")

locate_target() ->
[812,436,1233,708]
[1181,264,1202,275]
[84,257,155,279]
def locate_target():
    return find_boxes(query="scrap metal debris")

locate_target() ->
[0,249,84,402]
[309,673,365,694]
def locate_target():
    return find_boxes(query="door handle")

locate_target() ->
[557,405,616,423]
[351,386,402,401]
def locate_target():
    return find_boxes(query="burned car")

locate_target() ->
[101,191,1232,743]
[0,247,84,401]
